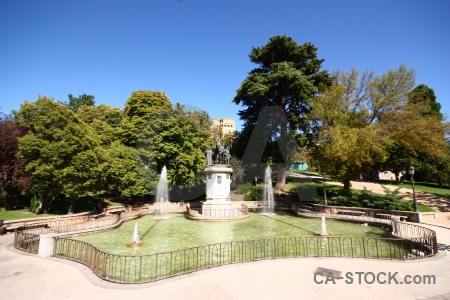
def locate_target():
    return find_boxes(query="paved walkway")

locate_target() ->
[1,175,450,300]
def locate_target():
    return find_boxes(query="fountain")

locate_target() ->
[75,212,388,255]
[127,222,143,247]
[187,136,247,220]
[261,165,275,215]
[320,215,329,236]
[155,166,169,219]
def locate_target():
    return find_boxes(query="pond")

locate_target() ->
[71,212,390,255]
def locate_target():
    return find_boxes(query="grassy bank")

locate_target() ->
[0,208,56,221]
[285,178,436,212]
[373,180,450,197]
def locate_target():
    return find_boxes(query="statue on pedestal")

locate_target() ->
[205,149,213,166]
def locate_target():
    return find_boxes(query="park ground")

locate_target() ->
[1,175,450,300]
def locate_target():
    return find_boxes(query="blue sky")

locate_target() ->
[1,0,449,131]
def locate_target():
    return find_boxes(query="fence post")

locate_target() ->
[38,233,59,257]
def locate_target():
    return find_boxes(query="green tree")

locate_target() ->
[381,100,446,183]
[314,125,387,189]
[152,104,212,187]
[14,97,104,213]
[120,90,172,146]
[103,142,150,198]
[120,90,213,201]
[66,93,95,112]
[78,104,122,147]
[310,66,446,190]
[233,35,331,190]
[408,84,442,118]
[135,103,212,200]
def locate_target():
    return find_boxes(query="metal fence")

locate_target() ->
[13,207,150,253]
[13,205,186,254]
[13,203,438,283]
[53,230,437,284]
[13,223,48,254]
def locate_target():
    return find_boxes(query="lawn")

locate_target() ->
[285,177,436,212]
[373,180,450,197]
[0,208,56,221]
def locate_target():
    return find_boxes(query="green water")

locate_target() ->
[70,212,390,255]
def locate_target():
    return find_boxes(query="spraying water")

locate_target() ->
[131,222,140,243]
[262,165,275,215]
[155,166,169,218]
[127,222,142,247]
[320,215,329,236]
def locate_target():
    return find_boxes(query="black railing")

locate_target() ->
[13,203,438,283]
[53,232,436,284]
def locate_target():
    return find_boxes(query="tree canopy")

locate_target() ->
[66,93,95,112]
[14,97,105,213]
[233,35,331,190]
[5,90,215,213]
[310,66,446,189]
[0,112,31,209]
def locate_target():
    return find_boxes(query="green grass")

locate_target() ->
[0,208,56,221]
[285,177,436,212]
[417,203,437,212]
[289,170,321,176]
[374,180,450,197]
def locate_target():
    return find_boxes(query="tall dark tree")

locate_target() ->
[233,35,331,190]
[385,83,446,184]
[405,84,446,184]
[408,84,442,118]
[66,93,95,112]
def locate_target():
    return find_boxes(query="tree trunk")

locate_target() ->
[34,196,44,214]
[343,178,351,190]
[275,165,286,191]
[1,188,10,210]
[394,169,400,184]
[275,101,288,192]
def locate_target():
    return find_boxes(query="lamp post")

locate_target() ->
[323,172,327,206]
[408,166,419,212]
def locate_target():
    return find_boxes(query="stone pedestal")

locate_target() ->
[38,233,59,257]
[203,165,233,210]
[187,165,248,220]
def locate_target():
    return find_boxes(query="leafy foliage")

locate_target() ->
[233,35,331,190]
[65,94,95,112]
[120,90,172,146]
[327,187,413,211]
[408,84,442,118]
[77,104,122,147]
[0,112,32,209]
[310,66,446,189]
[14,97,105,213]
[230,156,245,186]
